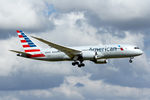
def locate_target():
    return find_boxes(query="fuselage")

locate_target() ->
[11,30,144,67]
[32,44,143,61]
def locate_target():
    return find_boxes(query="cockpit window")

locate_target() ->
[134,47,139,49]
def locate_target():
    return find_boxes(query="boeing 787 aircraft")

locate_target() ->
[10,30,143,67]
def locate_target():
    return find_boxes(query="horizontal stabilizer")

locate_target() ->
[9,50,31,58]
[10,50,45,58]
[9,50,31,55]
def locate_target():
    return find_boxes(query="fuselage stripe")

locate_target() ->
[23,45,30,48]
[21,40,27,43]
[120,48,124,51]
[25,49,41,52]
[16,30,21,33]
[18,35,23,38]
[27,54,45,58]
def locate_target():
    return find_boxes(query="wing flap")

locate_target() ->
[31,36,81,58]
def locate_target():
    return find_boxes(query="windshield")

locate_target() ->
[134,47,140,49]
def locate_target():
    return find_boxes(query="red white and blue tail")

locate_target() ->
[16,30,45,58]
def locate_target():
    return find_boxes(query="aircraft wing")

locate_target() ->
[31,36,81,58]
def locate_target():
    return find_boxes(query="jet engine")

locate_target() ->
[82,51,95,60]
[93,59,108,64]
[82,51,105,60]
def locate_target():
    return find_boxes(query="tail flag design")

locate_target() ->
[16,30,45,58]
[118,45,124,51]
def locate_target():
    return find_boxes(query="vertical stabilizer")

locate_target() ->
[16,30,45,58]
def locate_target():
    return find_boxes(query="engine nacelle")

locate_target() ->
[93,59,108,64]
[82,51,95,60]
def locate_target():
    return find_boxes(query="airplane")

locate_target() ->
[10,30,143,67]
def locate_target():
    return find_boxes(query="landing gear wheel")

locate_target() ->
[72,55,85,67]
[129,57,134,63]
[72,62,79,66]
[80,63,85,67]
[78,64,82,68]
[72,62,76,66]
[77,63,85,68]
[129,59,133,63]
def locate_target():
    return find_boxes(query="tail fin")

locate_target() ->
[16,30,45,58]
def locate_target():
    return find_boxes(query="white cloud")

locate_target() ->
[36,12,101,46]
[0,11,148,88]
[0,96,19,100]
[96,31,144,47]
[1,0,150,33]
[0,1,150,99]
[0,37,20,76]
[47,0,150,21]
[0,0,48,31]
[18,75,150,100]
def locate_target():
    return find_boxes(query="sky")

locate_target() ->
[0,0,150,100]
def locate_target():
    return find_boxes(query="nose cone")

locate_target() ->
[138,50,143,55]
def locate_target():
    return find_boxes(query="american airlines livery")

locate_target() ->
[10,30,143,67]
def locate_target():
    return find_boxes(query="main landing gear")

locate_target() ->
[129,57,134,63]
[72,61,85,68]
[72,55,85,68]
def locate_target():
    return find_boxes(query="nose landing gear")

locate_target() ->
[129,57,134,63]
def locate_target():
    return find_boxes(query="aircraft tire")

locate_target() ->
[72,62,79,66]
[81,63,85,67]
[72,62,76,66]
[129,59,133,63]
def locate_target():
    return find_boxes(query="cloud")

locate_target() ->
[0,11,149,92]
[39,12,100,46]
[4,75,150,100]
[0,0,40,29]
[40,11,150,89]
[0,0,54,38]
[0,0,150,100]
[0,96,19,100]
[46,0,150,30]
[1,0,150,38]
